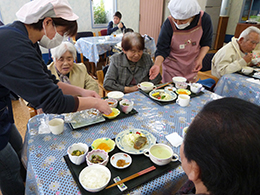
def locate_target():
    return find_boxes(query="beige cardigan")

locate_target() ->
[48,62,99,94]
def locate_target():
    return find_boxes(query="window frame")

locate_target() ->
[90,0,117,29]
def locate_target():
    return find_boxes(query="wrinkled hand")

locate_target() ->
[149,65,160,80]
[124,85,138,93]
[193,59,203,73]
[243,53,253,64]
[81,89,101,98]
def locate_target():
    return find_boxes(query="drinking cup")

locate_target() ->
[48,118,64,135]
[241,67,253,75]
[176,94,190,107]
[190,83,203,94]
[137,82,156,93]
[143,144,179,166]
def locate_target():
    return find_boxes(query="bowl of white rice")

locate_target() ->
[79,164,111,192]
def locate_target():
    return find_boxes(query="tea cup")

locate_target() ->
[176,94,190,107]
[143,144,179,166]
[137,82,156,93]
[119,99,134,114]
[241,67,253,75]
[190,83,203,94]
[48,118,64,135]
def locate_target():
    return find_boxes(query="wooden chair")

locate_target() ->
[96,69,110,97]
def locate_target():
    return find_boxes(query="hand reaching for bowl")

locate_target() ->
[78,97,112,115]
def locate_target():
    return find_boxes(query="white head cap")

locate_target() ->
[16,0,78,24]
[168,0,201,20]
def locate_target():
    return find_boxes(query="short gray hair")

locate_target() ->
[238,26,260,41]
[51,42,77,62]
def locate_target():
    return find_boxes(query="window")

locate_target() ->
[90,0,117,28]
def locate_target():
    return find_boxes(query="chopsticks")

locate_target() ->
[156,81,173,89]
[105,166,156,189]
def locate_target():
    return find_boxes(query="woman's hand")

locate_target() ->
[193,58,203,73]
[149,65,160,80]
[78,97,112,115]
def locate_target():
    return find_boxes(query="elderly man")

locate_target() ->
[211,26,260,78]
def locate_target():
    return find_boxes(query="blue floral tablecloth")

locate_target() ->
[214,73,260,105]
[22,90,219,195]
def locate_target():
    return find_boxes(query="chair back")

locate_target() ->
[98,29,107,36]
[75,31,94,40]
[201,53,215,72]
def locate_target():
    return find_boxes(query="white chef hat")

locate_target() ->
[168,0,201,20]
[16,0,78,24]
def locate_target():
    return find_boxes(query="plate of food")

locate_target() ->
[115,129,156,155]
[176,89,191,95]
[149,89,177,102]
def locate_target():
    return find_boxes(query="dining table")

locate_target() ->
[74,34,157,65]
[22,89,222,195]
[214,73,260,105]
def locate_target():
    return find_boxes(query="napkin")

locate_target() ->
[166,132,183,147]
[247,78,260,84]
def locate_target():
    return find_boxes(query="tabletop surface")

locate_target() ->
[214,73,260,105]
[22,90,221,195]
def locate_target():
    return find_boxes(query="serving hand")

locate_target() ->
[192,58,203,73]
[149,65,160,80]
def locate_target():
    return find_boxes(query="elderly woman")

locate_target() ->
[177,97,260,195]
[103,32,161,93]
[48,42,99,93]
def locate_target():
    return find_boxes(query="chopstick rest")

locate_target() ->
[106,166,156,189]
[113,176,128,191]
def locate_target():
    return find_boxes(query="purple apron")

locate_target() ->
[162,11,204,83]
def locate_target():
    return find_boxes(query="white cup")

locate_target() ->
[48,118,64,135]
[176,94,190,107]
[190,83,203,94]
[241,67,253,75]
[137,82,156,93]
[143,144,179,166]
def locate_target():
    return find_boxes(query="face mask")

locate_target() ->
[39,23,64,49]
[174,21,190,29]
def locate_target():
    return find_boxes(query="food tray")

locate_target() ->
[139,83,204,106]
[68,106,138,130]
[64,145,180,195]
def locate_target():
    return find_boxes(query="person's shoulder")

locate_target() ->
[73,63,87,71]
[47,62,55,70]
[202,11,212,21]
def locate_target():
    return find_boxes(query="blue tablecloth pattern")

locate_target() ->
[23,90,218,195]
[214,73,260,105]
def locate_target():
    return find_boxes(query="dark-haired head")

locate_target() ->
[30,17,77,37]
[114,11,122,19]
[183,97,260,195]
[121,32,144,51]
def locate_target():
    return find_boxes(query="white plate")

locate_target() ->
[110,152,132,169]
[115,129,156,155]
[149,89,177,102]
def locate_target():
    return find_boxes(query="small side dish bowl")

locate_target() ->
[107,91,124,101]
[79,164,111,192]
[119,99,134,114]
[86,149,109,166]
[91,138,115,153]
[105,98,118,108]
[67,143,89,165]
[110,152,132,169]
[172,76,187,84]
[103,108,120,119]
[190,83,203,94]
